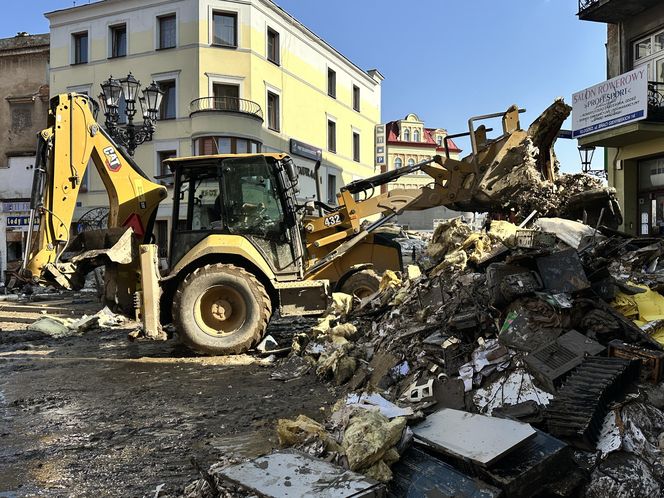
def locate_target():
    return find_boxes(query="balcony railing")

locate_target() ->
[648,81,664,122]
[190,96,263,121]
[578,0,599,10]
[578,0,661,23]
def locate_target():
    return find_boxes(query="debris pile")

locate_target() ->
[217,213,664,497]
[28,305,127,337]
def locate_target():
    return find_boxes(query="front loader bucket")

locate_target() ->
[454,99,621,224]
[62,227,139,313]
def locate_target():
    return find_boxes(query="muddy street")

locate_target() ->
[0,294,336,497]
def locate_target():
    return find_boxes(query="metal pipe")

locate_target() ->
[468,109,526,155]
[314,159,323,217]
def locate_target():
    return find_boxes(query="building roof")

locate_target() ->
[385,120,462,153]
[0,33,49,53]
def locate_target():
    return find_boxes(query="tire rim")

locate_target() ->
[350,284,376,300]
[193,285,247,337]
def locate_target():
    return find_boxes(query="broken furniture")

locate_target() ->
[608,339,664,383]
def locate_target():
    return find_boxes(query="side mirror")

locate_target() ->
[284,158,299,188]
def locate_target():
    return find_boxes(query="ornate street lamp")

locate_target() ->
[578,144,606,179]
[99,73,164,155]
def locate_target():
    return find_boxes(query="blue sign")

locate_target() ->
[7,216,30,227]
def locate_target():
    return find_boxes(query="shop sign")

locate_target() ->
[296,165,316,180]
[572,67,648,138]
[1,201,30,213]
[290,139,322,162]
[6,216,37,229]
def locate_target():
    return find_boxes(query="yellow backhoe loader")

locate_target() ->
[21,93,619,354]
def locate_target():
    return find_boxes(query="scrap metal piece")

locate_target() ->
[413,408,536,467]
[608,340,664,383]
[219,450,384,497]
[536,249,590,294]
[388,447,502,498]
[545,357,640,450]
[525,330,605,392]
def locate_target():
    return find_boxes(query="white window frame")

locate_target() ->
[326,168,340,204]
[352,126,361,163]
[152,70,181,119]
[70,27,91,65]
[209,5,241,48]
[66,84,93,96]
[352,83,361,112]
[265,83,282,133]
[154,140,180,179]
[206,73,244,98]
[107,19,129,58]
[327,65,337,99]
[155,10,179,51]
[266,24,281,65]
[326,113,337,153]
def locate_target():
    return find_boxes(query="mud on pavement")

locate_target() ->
[0,293,337,497]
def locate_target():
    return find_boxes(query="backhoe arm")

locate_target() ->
[22,93,168,291]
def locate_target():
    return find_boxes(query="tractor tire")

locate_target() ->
[339,269,381,299]
[173,263,272,355]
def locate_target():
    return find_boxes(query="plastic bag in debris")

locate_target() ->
[431,249,468,275]
[379,270,402,293]
[331,292,353,316]
[329,322,358,340]
[488,220,519,247]
[276,414,333,448]
[345,392,414,419]
[342,409,406,474]
[363,448,400,482]
[316,348,357,385]
[426,217,471,261]
[28,316,75,337]
[96,306,126,327]
[612,283,664,345]
[406,265,421,280]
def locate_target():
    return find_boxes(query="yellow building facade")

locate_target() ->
[46,0,382,254]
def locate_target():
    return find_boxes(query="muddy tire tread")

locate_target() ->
[173,263,272,355]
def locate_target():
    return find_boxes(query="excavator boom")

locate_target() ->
[22,93,167,313]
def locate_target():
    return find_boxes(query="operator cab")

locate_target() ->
[165,153,303,278]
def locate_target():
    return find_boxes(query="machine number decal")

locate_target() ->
[103,146,121,172]
[324,214,342,227]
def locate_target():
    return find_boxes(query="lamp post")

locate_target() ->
[578,144,606,179]
[98,73,164,156]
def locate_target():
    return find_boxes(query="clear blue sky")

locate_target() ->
[1,0,607,172]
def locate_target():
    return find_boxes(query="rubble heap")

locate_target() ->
[180,214,664,497]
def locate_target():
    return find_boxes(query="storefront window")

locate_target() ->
[638,156,664,235]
